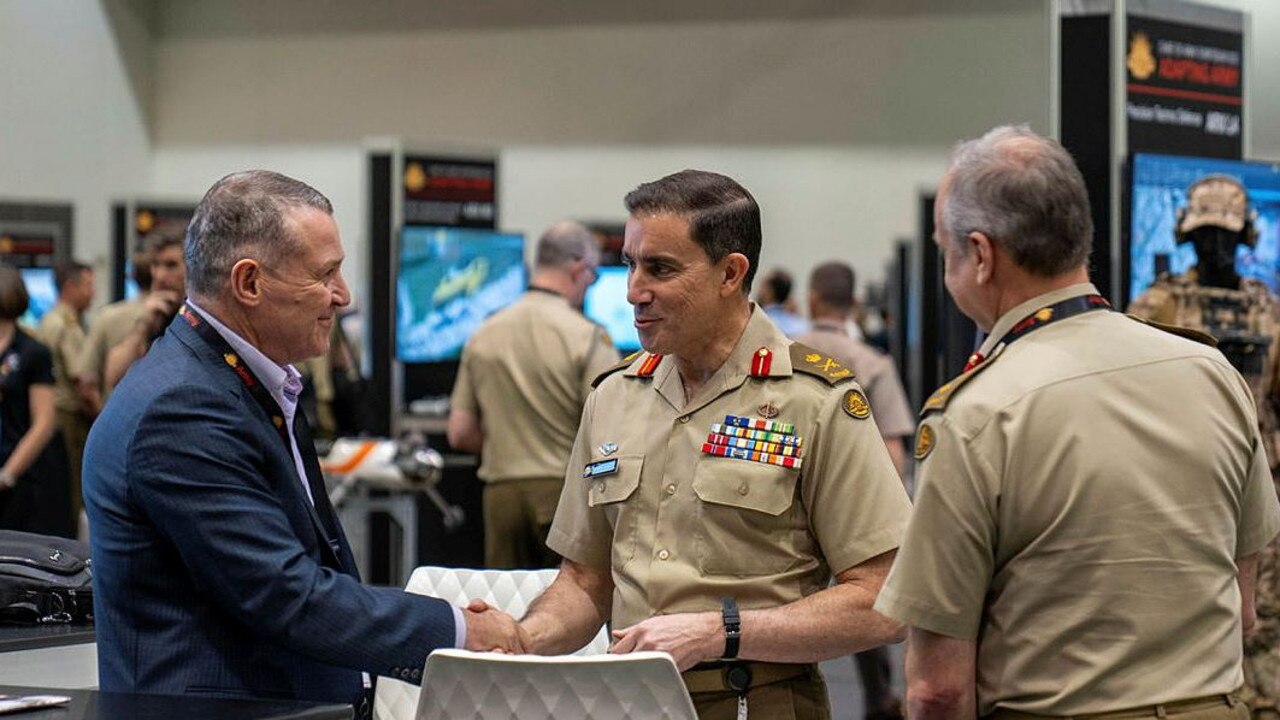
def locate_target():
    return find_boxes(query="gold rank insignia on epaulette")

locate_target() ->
[1125,314,1219,348]
[592,351,643,388]
[920,343,1006,417]
[789,343,855,385]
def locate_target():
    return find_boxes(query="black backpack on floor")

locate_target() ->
[0,530,93,625]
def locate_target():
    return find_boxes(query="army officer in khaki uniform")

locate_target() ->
[449,221,618,569]
[520,170,912,720]
[874,126,1280,720]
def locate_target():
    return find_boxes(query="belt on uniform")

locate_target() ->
[681,661,813,694]
[986,690,1242,720]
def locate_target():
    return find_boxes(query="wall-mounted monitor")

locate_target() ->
[1128,153,1280,303]
[19,267,57,327]
[396,226,525,363]
[584,265,641,353]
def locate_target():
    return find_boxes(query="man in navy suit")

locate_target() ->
[83,170,524,712]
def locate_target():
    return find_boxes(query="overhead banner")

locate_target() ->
[402,156,497,228]
[1125,12,1243,158]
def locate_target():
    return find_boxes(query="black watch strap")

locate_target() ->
[721,596,741,659]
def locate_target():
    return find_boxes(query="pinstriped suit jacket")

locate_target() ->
[84,315,455,704]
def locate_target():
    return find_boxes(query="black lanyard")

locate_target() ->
[179,304,291,452]
[967,294,1111,372]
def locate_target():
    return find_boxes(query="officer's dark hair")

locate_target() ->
[185,170,332,299]
[54,260,92,293]
[763,269,794,305]
[942,125,1093,277]
[143,232,183,259]
[624,169,762,293]
[0,264,30,321]
[809,261,856,313]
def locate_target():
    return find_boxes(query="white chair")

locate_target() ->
[416,649,698,720]
[374,566,611,720]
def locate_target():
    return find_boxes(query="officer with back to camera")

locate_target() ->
[876,125,1280,719]
[518,169,912,720]
[448,221,618,570]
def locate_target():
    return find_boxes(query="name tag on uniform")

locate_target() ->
[582,458,619,479]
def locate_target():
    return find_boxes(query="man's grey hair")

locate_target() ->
[184,170,333,297]
[534,221,598,270]
[941,125,1093,277]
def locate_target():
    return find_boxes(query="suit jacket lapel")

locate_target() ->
[172,316,354,574]
[292,412,359,578]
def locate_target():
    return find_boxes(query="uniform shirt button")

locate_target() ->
[666,484,677,495]
[658,549,670,560]
[596,482,606,493]
[738,483,749,496]
[679,416,690,424]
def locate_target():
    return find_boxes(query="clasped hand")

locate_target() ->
[463,599,531,654]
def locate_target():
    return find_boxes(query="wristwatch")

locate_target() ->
[721,596,741,659]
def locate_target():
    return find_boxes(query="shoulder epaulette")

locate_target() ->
[1125,314,1218,348]
[789,343,855,386]
[592,351,642,388]
[921,343,1006,417]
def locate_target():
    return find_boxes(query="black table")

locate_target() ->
[0,685,351,720]
[0,625,94,653]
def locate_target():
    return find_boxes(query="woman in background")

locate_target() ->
[0,264,71,537]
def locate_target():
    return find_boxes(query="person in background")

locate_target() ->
[448,221,618,569]
[875,125,1280,719]
[798,260,914,720]
[75,246,154,414]
[38,260,95,533]
[799,261,914,476]
[84,170,524,712]
[520,170,911,720]
[756,267,809,337]
[0,264,71,537]
[101,234,186,391]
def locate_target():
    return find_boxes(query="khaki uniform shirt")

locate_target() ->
[1129,271,1280,466]
[451,289,618,483]
[76,298,146,401]
[797,320,915,438]
[875,283,1280,717]
[38,302,86,414]
[548,308,912,630]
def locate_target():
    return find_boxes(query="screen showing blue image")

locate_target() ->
[396,226,526,363]
[584,265,641,352]
[19,267,57,327]
[1129,153,1280,302]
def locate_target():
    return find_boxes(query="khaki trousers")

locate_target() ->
[684,662,830,720]
[56,408,90,525]
[987,690,1250,720]
[482,478,562,569]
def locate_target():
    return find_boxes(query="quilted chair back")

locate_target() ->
[416,649,698,720]
[373,566,611,720]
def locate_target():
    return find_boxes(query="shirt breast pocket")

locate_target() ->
[586,453,643,566]
[692,458,804,576]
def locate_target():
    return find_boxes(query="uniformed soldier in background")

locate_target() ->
[1129,175,1280,718]
[800,260,913,720]
[448,221,618,569]
[519,170,912,720]
[876,125,1280,719]
[74,249,150,419]
[38,260,94,531]
[799,260,915,476]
